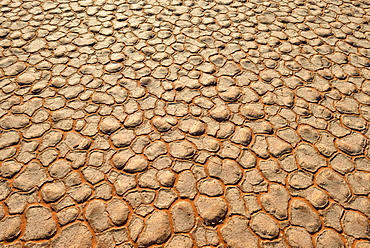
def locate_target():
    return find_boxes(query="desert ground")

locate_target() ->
[0,0,370,247]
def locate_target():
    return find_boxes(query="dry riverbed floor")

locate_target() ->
[0,0,370,247]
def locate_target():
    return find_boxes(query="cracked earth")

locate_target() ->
[0,0,370,247]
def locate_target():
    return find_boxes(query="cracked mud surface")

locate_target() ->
[1,0,370,247]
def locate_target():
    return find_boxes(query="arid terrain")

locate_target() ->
[0,0,370,247]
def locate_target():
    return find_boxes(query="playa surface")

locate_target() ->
[0,0,370,247]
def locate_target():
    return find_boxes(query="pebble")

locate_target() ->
[68,184,93,203]
[219,87,242,102]
[51,223,92,248]
[342,211,370,239]
[41,182,66,203]
[288,170,313,189]
[82,167,104,184]
[297,125,319,143]
[189,120,205,136]
[144,141,167,161]
[295,143,327,172]
[208,158,243,185]
[198,178,224,196]
[124,112,143,128]
[23,123,51,139]
[0,216,22,242]
[0,160,22,178]
[99,116,120,134]
[57,207,79,226]
[110,129,135,148]
[240,103,265,120]
[171,201,195,233]
[195,195,228,226]
[107,198,130,226]
[267,136,292,157]
[112,149,135,170]
[316,229,345,248]
[210,104,230,122]
[290,199,321,233]
[137,211,171,247]
[296,87,322,102]
[330,153,355,174]
[22,205,57,241]
[155,189,177,209]
[0,130,20,150]
[105,63,123,73]
[4,62,27,76]
[166,234,193,248]
[221,216,259,248]
[230,127,252,145]
[13,162,49,192]
[250,212,280,239]
[347,171,370,195]
[260,184,290,220]
[49,160,72,179]
[0,115,29,129]
[85,200,113,232]
[18,73,36,85]
[124,155,148,173]
[169,141,196,159]
[40,130,63,150]
[316,168,351,204]
[336,133,367,156]
[157,170,176,187]
[152,116,172,132]
[324,203,345,232]
[286,226,314,248]
[176,171,197,199]
[301,187,329,209]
